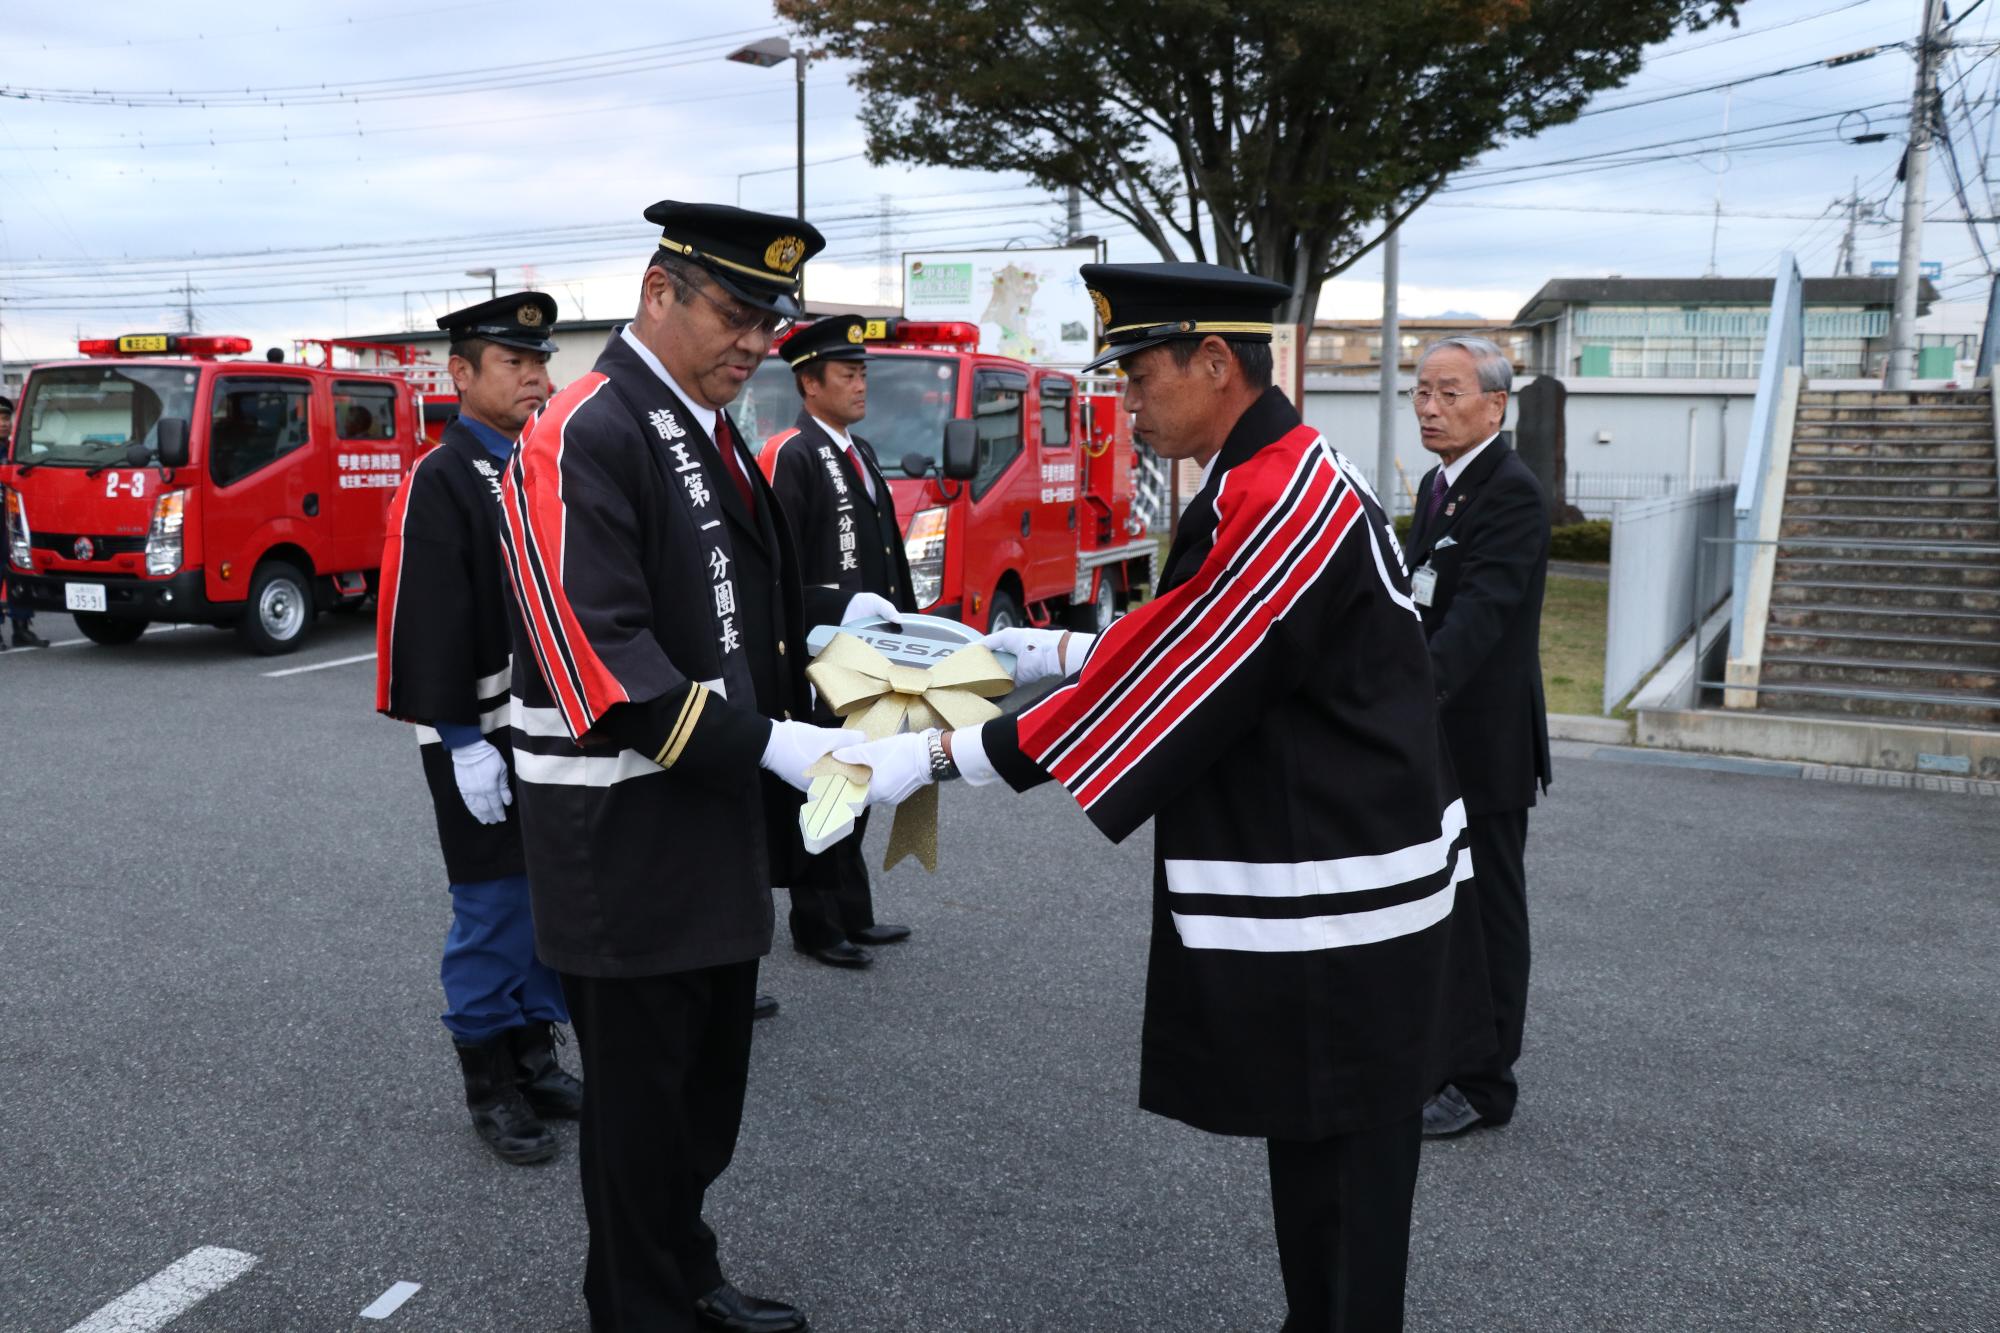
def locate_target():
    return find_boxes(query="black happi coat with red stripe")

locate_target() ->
[759,412,914,609]
[374,419,523,882]
[984,388,1493,1140]
[498,332,846,978]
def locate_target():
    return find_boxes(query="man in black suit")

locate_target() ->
[1401,335,1552,1138]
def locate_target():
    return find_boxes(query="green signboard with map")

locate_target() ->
[902,246,1099,365]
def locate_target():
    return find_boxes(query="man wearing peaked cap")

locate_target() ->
[496,203,889,1332]
[837,259,1494,1331]
[375,292,582,1167]
[647,200,820,320]
[758,315,915,971]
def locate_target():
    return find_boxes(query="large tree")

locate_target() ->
[779,0,1738,322]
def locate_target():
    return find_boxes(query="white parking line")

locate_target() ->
[0,624,193,655]
[262,651,377,678]
[359,1280,423,1320]
[63,1246,258,1333]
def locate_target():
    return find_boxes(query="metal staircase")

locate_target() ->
[1757,388,2000,728]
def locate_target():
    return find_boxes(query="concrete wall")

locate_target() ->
[1301,373,1760,508]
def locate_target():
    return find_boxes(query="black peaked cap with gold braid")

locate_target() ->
[1080,261,1291,372]
[645,200,827,320]
[778,313,869,370]
[437,290,559,354]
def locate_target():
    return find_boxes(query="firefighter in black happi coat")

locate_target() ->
[376,291,584,1166]
[838,262,1496,1332]
[757,314,913,969]
[499,203,885,1333]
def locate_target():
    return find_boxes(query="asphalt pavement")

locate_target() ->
[0,608,1994,1332]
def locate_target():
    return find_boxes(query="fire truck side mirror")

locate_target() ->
[157,418,190,470]
[941,419,978,481]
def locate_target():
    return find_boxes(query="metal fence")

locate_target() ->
[1603,485,1736,714]
[1565,472,1732,521]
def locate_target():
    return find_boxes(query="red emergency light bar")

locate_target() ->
[78,333,255,360]
[774,318,983,358]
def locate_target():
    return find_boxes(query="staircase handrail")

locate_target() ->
[1979,270,2000,381]
[1730,252,1804,657]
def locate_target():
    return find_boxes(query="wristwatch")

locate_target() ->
[926,729,960,781]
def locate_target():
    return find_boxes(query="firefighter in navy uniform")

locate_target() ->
[758,314,914,969]
[375,291,584,1166]
[499,202,884,1333]
[838,262,1494,1333]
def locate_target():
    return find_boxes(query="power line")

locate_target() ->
[0,29,781,108]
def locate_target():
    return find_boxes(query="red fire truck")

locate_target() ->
[2,332,426,654]
[736,319,1163,631]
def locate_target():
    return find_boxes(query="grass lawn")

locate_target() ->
[1541,573,1610,717]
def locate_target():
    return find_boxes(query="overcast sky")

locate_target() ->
[0,0,1985,360]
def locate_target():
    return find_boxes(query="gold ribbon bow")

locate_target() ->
[800,632,1013,872]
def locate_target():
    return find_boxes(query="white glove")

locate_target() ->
[979,626,1095,686]
[834,730,937,807]
[841,591,900,625]
[450,738,513,825]
[760,719,866,793]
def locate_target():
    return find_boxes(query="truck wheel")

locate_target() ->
[1065,575,1117,633]
[986,588,1023,633]
[237,560,314,656]
[72,612,148,646]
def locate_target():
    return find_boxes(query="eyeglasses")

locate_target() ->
[690,281,792,338]
[1404,387,1492,408]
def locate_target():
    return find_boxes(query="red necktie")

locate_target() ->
[715,417,756,512]
[843,442,875,503]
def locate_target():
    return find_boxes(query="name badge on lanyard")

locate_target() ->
[1411,563,1438,607]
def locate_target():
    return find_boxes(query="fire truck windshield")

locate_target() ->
[740,354,959,477]
[15,364,198,466]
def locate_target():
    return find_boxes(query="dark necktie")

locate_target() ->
[1426,469,1449,522]
[715,417,756,512]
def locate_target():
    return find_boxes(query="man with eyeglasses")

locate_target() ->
[498,201,882,1333]
[1401,335,1551,1141]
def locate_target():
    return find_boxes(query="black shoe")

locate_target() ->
[508,1022,584,1119]
[694,1283,808,1333]
[805,940,873,969]
[850,924,911,946]
[12,625,49,649]
[1421,1084,1487,1138]
[453,1037,558,1165]
[753,994,780,1021]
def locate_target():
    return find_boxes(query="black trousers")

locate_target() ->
[1453,807,1531,1122]
[561,961,757,1333]
[1267,1113,1423,1333]
[786,811,877,952]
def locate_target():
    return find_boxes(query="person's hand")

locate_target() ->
[760,720,866,793]
[841,591,900,625]
[977,626,1093,685]
[450,738,513,825]
[834,731,935,807]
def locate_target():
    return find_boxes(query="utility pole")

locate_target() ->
[1887,0,1947,389]
[180,273,198,333]
[1375,228,1401,510]
[876,193,897,306]
[1066,185,1083,243]
[1705,88,1732,277]
[1832,178,1881,276]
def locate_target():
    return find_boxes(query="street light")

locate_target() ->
[465,267,497,300]
[726,36,807,236]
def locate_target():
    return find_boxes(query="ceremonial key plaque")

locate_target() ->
[799,615,1015,871]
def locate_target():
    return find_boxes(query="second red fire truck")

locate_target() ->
[735,318,1162,632]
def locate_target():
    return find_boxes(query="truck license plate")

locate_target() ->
[64,583,107,613]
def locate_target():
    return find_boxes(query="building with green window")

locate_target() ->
[1513,276,1944,382]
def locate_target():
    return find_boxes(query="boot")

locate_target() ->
[453,1037,557,1165]
[12,623,49,649]
[508,1022,584,1119]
